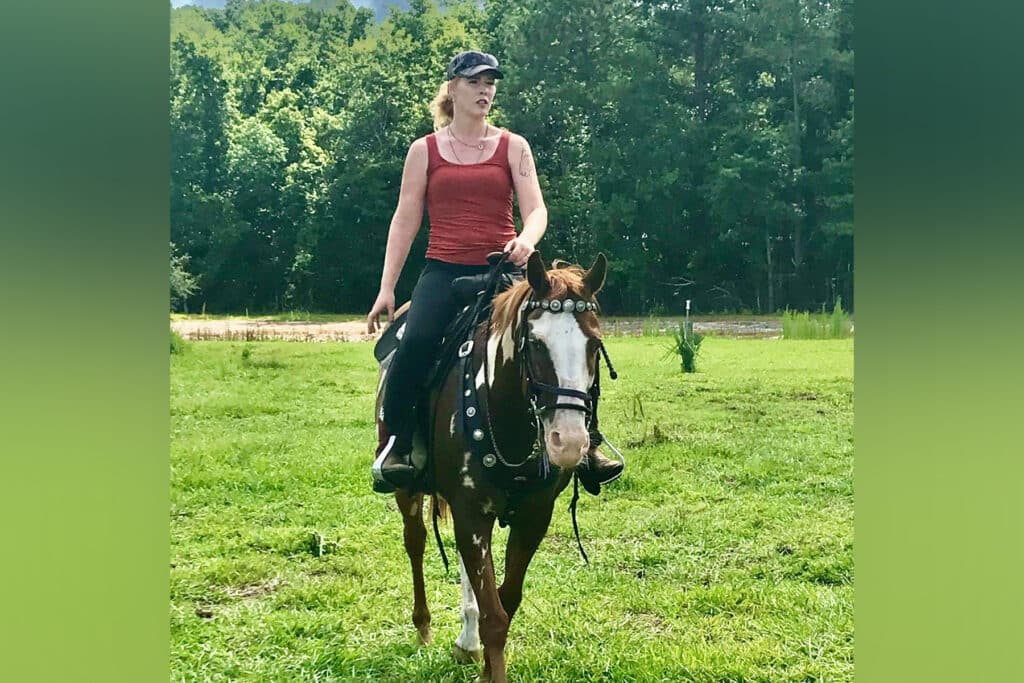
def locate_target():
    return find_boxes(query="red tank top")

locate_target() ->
[424,129,516,265]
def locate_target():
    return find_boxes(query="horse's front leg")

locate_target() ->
[498,502,555,623]
[395,490,431,645]
[453,508,508,683]
[452,551,483,664]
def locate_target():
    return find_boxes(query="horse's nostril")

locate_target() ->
[549,430,562,448]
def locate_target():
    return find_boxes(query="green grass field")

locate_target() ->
[171,337,853,682]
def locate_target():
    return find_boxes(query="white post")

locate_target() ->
[685,299,692,340]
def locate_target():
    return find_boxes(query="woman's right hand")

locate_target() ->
[367,290,396,334]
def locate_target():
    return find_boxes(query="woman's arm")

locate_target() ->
[367,138,428,333]
[505,133,548,266]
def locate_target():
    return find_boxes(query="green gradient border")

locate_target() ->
[0,1,169,681]
[856,1,1024,681]
[5,0,1024,681]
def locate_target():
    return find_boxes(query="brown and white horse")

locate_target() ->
[386,251,608,683]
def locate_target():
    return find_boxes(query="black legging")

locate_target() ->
[382,258,491,437]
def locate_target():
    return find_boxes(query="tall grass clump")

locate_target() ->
[666,324,704,372]
[170,328,188,354]
[782,297,853,339]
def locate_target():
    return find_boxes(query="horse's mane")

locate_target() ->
[490,264,595,336]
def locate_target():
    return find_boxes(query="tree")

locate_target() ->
[170,242,199,311]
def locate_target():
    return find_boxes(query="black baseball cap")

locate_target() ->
[446,51,504,80]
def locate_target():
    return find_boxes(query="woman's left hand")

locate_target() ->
[503,236,535,267]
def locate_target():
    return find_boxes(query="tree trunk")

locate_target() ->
[765,223,775,313]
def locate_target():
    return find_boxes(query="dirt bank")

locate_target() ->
[171,317,782,342]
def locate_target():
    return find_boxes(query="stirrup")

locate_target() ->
[594,436,626,485]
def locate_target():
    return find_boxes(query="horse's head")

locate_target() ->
[515,251,608,470]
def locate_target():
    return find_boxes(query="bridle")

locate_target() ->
[518,296,601,423]
[441,252,619,567]
[464,251,620,467]
[478,271,619,469]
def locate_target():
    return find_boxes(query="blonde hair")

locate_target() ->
[429,80,454,130]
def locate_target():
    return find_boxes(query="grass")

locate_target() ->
[781,299,853,340]
[171,328,188,355]
[171,336,853,682]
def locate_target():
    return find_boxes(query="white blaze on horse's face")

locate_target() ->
[528,310,593,469]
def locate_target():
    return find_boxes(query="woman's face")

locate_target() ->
[449,73,498,117]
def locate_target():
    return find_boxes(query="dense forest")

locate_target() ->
[171,0,853,315]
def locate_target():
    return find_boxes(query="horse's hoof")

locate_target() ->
[451,644,483,664]
[417,629,433,646]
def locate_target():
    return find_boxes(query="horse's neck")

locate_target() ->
[477,321,536,454]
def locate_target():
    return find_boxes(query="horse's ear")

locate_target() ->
[527,251,550,297]
[584,252,607,295]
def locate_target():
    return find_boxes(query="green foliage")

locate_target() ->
[782,297,853,339]
[170,0,853,315]
[170,329,188,354]
[171,337,853,680]
[667,325,705,373]
[170,242,199,312]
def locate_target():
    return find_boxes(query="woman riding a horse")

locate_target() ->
[365,50,621,495]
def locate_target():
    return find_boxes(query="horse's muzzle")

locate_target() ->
[543,415,590,469]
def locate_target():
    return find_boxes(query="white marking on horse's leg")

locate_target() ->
[455,553,482,653]
[481,499,496,515]
[408,500,420,517]
[481,544,488,560]
[472,534,483,547]
[462,475,476,489]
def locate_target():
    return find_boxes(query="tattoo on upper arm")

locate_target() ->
[518,147,535,178]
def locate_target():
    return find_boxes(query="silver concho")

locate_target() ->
[541,300,550,309]
[575,300,587,312]
[549,300,562,312]
[466,406,477,417]
[472,429,485,441]
[482,453,497,467]
[464,389,471,397]
[564,298,573,311]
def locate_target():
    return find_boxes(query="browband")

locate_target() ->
[526,298,597,312]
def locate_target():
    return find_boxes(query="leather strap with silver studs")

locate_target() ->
[526,298,597,313]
